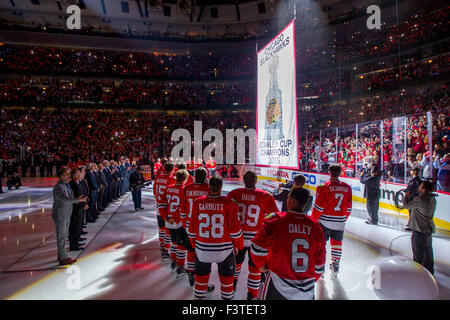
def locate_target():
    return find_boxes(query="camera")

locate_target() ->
[279,181,293,189]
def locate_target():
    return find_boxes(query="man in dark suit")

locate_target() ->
[56,154,65,175]
[39,156,46,177]
[102,160,113,207]
[21,157,28,177]
[30,154,37,177]
[86,163,99,222]
[111,161,120,200]
[119,159,128,195]
[117,160,125,196]
[79,167,90,226]
[95,163,106,212]
[124,158,132,192]
[129,167,145,211]
[69,169,88,251]
[46,155,54,177]
[360,166,382,225]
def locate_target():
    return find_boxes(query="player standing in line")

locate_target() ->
[161,169,189,276]
[250,187,326,300]
[186,158,195,176]
[181,167,210,286]
[153,161,176,261]
[311,164,352,277]
[176,163,194,184]
[153,158,162,179]
[227,171,279,300]
[187,175,243,300]
[205,157,217,177]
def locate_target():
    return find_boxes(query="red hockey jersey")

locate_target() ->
[311,179,352,230]
[250,210,326,300]
[187,195,244,263]
[153,162,162,176]
[182,182,210,230]
[227,187,279,247]
[153,172,176,216]
[205,160,217,169]
[193,161,203,169]
[161,183,185,229]
[186,160,195,171]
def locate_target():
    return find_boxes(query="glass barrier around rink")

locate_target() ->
[336,124,357,177]
[358,120,382,178]
[317,127,337,174]
[431,108,450,192]
[304,131,321,173]
[303,106,449,187]
[382,115,406,184]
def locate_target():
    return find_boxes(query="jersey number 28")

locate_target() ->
[198,213,224,239]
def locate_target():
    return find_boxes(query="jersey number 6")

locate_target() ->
[292,238,310,273]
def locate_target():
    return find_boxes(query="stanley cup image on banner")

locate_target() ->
[264,55,284,141]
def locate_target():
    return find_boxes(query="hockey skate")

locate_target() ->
[187,271,195,286]
[160,250,170,263]
[330,262,340,278]
[170,260,177,272]
[176,266,187,278]
[247,292,258,300]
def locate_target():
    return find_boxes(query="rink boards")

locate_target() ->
[251,166,450,232]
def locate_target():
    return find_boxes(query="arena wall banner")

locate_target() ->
[255,167,450,232]
[256,19,299,170]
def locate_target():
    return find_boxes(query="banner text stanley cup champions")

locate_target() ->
[256,19,299,170]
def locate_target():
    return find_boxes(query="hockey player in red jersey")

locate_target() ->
[250,187,326,300]
[161,169,189,276]
[205,157,217,177]
[176,162,194,185]
[153,158,162,178]
[311,164,352,277]
[227,171,279,300]
[181,167,210,286]
[186,158,195,176]
[187,175,244,300]
[153,161,177,261]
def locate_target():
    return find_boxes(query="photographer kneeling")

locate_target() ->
[402,180,437,275]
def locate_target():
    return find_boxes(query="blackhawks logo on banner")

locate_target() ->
[266,98,281,125]
[264,55,284,140]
